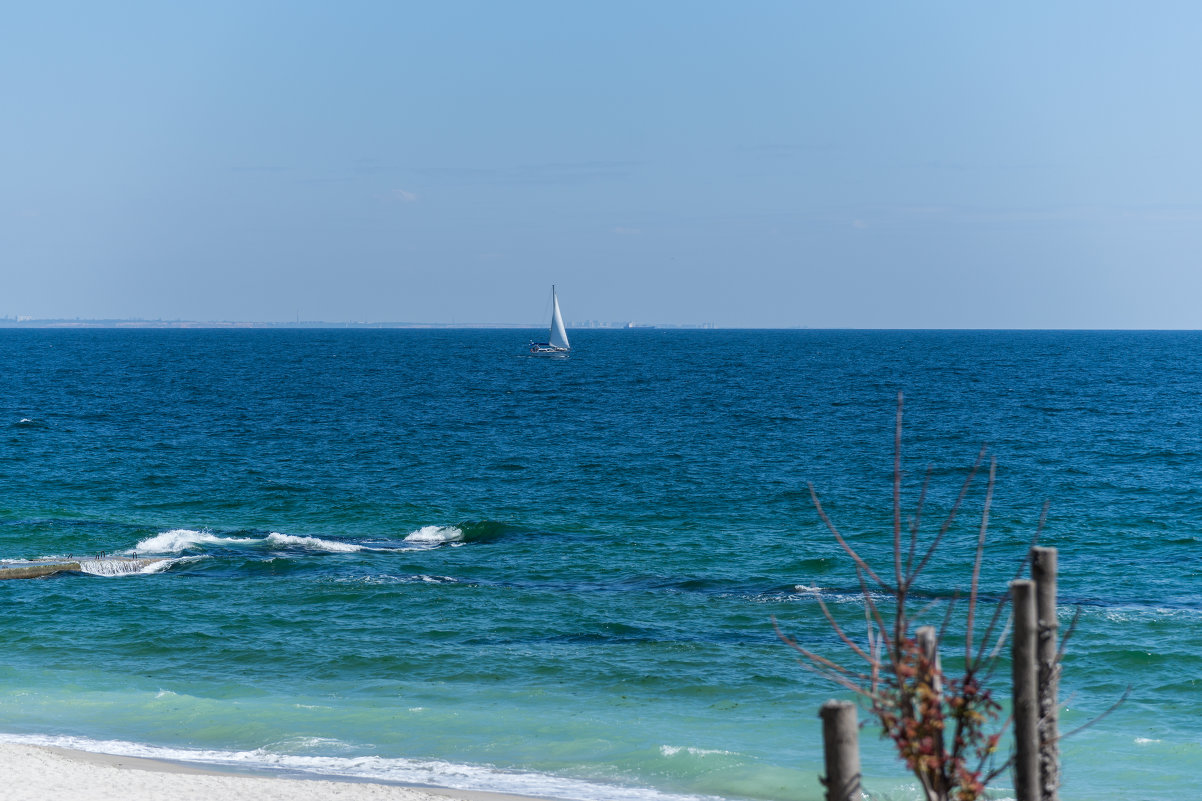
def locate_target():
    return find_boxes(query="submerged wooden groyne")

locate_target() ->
[0,557,166,580]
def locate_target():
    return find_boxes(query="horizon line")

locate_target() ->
[0,318,1200,332]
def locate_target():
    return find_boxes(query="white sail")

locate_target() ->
[549,286,570,350]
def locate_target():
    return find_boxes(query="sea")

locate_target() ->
[0,329,1197,801]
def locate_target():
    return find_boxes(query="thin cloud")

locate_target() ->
[393,189,418,203]
[415,161,639,187]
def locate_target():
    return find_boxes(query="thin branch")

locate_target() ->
[858,570,893,700]
[965,457,996,662]
[1033,499,1049,550]
[906,466,933,584]
[773,617,876,683]
[986,614,1013,662]
[1056,606,1083,659]
[812,591,877,666]
[909,446,986,582]
[936,590,960,644]
[973,613,1013,688]
[863,569,879,663]
[854,563,894,664]
[894,391,904,598]
[982,748,1016,784]
[809,483,891,591]
[910,596,944,627]
[1056,686,1131,741]
[972,533,1038,669]
[786,654,872,696]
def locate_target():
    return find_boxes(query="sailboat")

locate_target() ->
[529,285,571,354]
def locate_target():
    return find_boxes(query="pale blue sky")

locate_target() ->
[4,2,1202,327]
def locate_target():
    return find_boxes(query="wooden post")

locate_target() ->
[915,625,946,799]
[1031,547,1060,801]
[916,625,942,695]
[1012,580,1039,801]
[819,700,861,801]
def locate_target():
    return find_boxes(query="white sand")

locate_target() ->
[0,744,547,801]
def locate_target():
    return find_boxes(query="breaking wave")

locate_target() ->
[265,533,363,552]
[128,529,258,554]
[403,525,464,544]
[125,524,473,558]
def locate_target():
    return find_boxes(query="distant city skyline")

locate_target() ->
[6,3,1202,328]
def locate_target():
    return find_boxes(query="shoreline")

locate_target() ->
[1,743,556,801]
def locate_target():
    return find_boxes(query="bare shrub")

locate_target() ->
[775,393,1030,801]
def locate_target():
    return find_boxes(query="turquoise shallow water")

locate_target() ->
[0,329,1198,800]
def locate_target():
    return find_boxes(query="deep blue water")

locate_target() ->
[0,329,1197,800]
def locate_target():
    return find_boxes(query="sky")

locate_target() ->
[4,1,1202,328]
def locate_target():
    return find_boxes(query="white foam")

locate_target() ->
[266,533,362,553]
[76,557,175,577]
[1094,605,1202,624]
[327,575,461,586]
[402,525,464,544]
[0,733,719,801]
[128,530,257,554]
[659,745,733,757]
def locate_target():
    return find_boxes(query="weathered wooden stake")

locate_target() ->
[916,625,942,695]
[1012,580,1039,801]
[1031,546,1060,801]
[915,625,946,799]
[819,700,862,801]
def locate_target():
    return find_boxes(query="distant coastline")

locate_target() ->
[0,318,718,330]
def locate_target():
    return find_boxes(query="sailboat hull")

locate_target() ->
[529,342,569,355]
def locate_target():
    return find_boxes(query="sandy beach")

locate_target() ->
[0,744,547,801]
